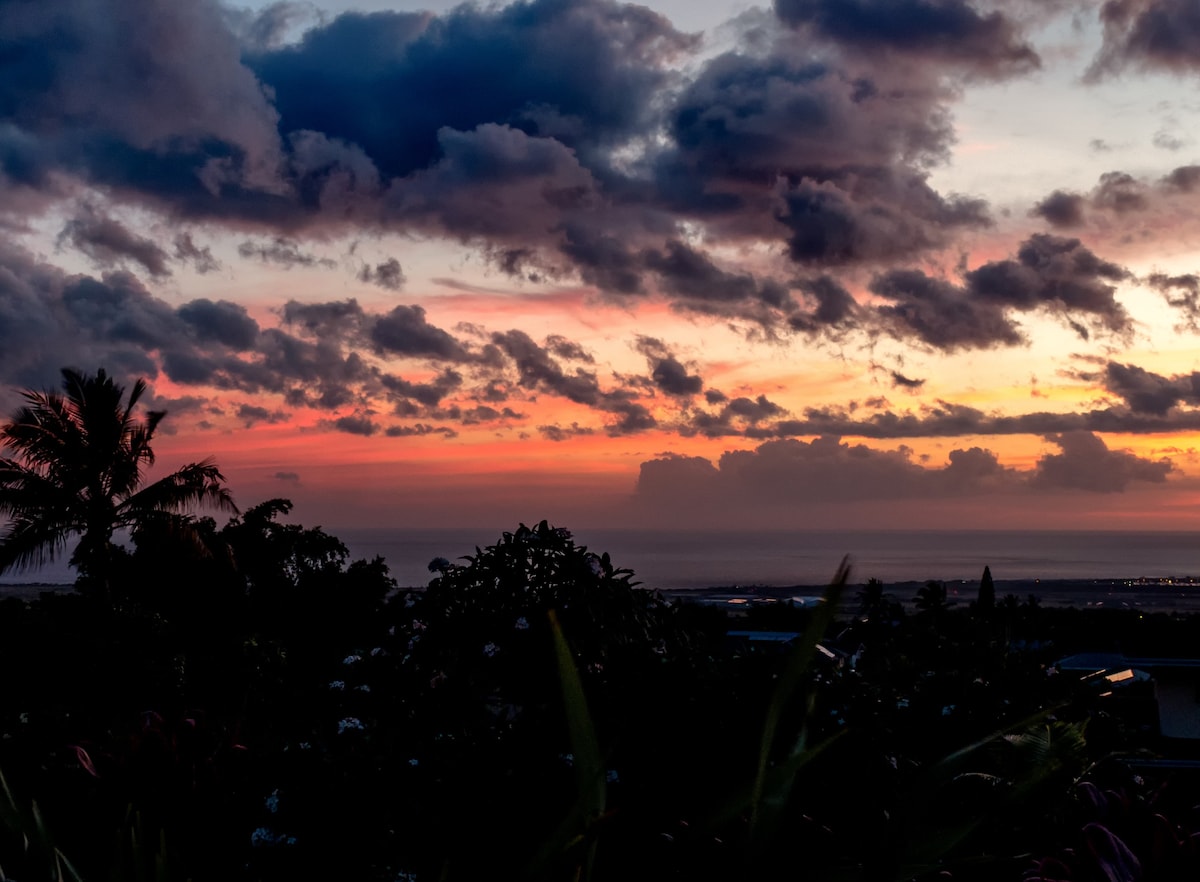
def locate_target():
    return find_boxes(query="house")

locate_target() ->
[1055,652,1200,741]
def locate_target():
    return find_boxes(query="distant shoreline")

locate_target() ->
[11,576,1200,613]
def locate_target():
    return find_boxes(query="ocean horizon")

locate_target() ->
[10,527,1200,593]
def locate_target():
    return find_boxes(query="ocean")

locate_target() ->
[331,527,1200,590]
[8,528,1200,594]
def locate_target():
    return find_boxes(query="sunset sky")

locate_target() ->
[5,0,1200,532]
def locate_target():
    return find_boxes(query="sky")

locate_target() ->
[5,0,1200,532]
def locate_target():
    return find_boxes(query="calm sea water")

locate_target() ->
[342,528,1200,590]
[8,529,1200,592]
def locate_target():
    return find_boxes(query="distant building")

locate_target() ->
[1056,653,1200,740]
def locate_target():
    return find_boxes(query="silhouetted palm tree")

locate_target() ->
[0,368,237,596]
[914,580,949,614]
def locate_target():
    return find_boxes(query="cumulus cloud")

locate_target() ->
[173,233,221,274]
[1031,190,1087,228]
[58,208,172,278]
[1032,431,1173,492]
[891,371,925,390]
[370,305,474,361]
[539,422,596,441]
[358,257,405,291]
[635,336,702,397]
[1088,0,1200,78]
[636,431,1172,519]
[773,0,1040,77]
[238,238,336,269]
[1149,272,1200,330]
[872,234,1132,350]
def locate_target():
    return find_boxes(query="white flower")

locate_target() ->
[329,680,346,691]
[370,646,386,657]
[265,790,280,814]
[338,717,365,734]
[483,642,499,658]
[514,616,529,631]
[560,753,574,766]
[251,827,279,847]
[355,684,371,693]
[606,769,620,784]
[408,758,419,767]
[298,742,312,751]
[411,619,427,631]
[343,654,362,666]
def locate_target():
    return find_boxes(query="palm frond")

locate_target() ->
[0,515,76,573]
[118,459,238,522]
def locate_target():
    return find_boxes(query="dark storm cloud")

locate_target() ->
[381,370,464,408]
[773,0,1039,77]
[1148,272,1200,330]
[1100,361,1197,415]
[872,234,1132,350]
[789,276,860,334]
[606,401,657,435]
[539,422,596,441]
[1,0,1015,326]
[752,390,1200,439]
[1091,171,1149,214]
[248,0,695,179]
[177,299,260,349]
[228,2,318,52]
[1162,165,1200,192]
[385,424,458,438]
[370,305,474,362]
[891,371,925,390]
[386,123,601,240]
[545,335,594,363]
[0,0,284,211]
[491,329,606,405]
[559,224,645,295]
[651,43,992,275]
[1031,190,1087,228]
[635,336,702,397]
[490,329,660,434]
[1032,431,1172,492]
[641,240,808,326]
[280,299,366,340]
[686,394,788,437]
[237,238,336,269]
[330,413,378,436]
[240,404,288,426]
[1088,0,1200,78]
[871,269,1022,350]
[358,257,405,291]
[774,175,989,266]
[173,234,221,274]
[272,471,301,482]
[58,209,172,278]
[460,405,524,424]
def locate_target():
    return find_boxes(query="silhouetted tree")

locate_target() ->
[0,368,236,598]
[914,580,949,614]
[978,565,995,612]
